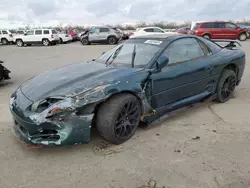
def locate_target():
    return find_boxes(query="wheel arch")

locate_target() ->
[107,35,118,40]
[94,90,143,115]
[222,63,238,78]
[201,33,212,37]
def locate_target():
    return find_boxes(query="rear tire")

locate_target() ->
[96,94,141,145]
[202,34,211,40]
[16,39,24,47]
[42,39,50,46]
[215,69,236,103]
[108,36,117,45]
[238,33,247,41]
[1,38,9,45]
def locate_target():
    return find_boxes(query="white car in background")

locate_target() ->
[0,30,15,45]
[14,29,60,47]
[57,31,73,44]
[129,27,178,38]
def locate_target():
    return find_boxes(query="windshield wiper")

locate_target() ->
[131,44,136,68]
[105,45,123,66]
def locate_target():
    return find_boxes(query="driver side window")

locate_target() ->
[26,30,34,35]
[159,38,205,69]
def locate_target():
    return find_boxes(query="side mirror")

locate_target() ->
[156,56,169,71]
[102,52,105,55]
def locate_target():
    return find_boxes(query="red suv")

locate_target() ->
[190,21,248,41]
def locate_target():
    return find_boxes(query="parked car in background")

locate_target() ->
[0,60,11,82]
[0,30,15,45]
[57,31,73,44]
[14,29,59,47]
[189,21,248,41]
[112,27,129,40]
[129,27,167,38]
[16,30,26,35]
[67,29,79,41]
[80,26,122,45]
[176,27,190,34]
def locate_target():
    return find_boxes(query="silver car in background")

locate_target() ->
[80,26,122,45]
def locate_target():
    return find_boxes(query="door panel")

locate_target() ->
[89,28,101,41]
[150,37,215,109]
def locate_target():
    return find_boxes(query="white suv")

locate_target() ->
[0,30,15,45]
[14,29,59,47]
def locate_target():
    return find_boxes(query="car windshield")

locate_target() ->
[94,39,163,68]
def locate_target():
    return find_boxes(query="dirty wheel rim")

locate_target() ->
[240,34,246,41]
[81,39,88,45]
[43,40,49,46]
[109,37,116,44]
[17,40,22,46]
[115,100,140,140]
[221,75,236,100]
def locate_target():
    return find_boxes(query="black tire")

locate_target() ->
[215,69,237,103]
[1,38,9,45]
[16,39,24,47]
[96,93,141,145]
[81,38,89,45]
[238,33,247,41]
[42,39,50,46]
[202,34,211,40]
[59,38,63,44]
[108,36,117,45]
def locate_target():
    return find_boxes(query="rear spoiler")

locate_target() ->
[211,39,241,49]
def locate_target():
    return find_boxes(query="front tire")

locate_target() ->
[215,69,236,103]
[238,33,247,41]
[96,94,141,145]
[58,38,63,44]
[81,38,89,45]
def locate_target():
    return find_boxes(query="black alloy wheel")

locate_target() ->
[215,69,236,103]
[96,94,141,145]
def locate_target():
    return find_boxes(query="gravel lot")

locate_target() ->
[0,41,250,188]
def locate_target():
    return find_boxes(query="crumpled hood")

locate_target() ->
[20,61,142,102]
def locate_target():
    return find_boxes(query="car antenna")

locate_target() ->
[131,44,136,68]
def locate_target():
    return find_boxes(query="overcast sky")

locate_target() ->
[0,0,250,28]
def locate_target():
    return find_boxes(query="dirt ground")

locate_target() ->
[0,41,250,188]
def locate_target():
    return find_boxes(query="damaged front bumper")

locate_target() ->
[10,107,94,147]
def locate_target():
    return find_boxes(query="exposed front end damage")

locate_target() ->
[10,89,96,147]
[9,70,155,147]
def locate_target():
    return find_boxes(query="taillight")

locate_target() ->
[51,34,54,38]
[9,34,13,37]
[130,32,134,36]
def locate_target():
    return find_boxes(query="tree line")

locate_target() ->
[21,19,250,32]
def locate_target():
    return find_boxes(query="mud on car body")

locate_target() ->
[9,34,245,147]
